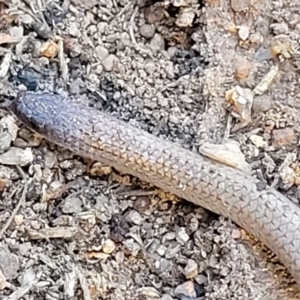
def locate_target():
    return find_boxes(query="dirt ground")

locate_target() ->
[0,0,300,299]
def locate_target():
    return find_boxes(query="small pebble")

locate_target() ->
[133,197,151,213]
[102,239,116,254]
[69,22,80,37]
[238,25,250,40]
[140,24,155,39]
[252,95,272,113]
[0,132,12,153]
[0,147,33,166]
[9,26,24,40]
[102,54,118,71]
[175,8,195,27]
[156,245,167,256]
[144,60,156,74]
[0,247,20,280]
[194,274,208,285]
[125,210,143,225]
[231,0,250,12]
[184,259,198,279]
[231,228,242,239]
[95,64,104,75]
[280,166,295,190]
[14,215,24,226]
[165,63,175,79]
[272,127,297,149]
[0,269,7,290]
[95,45,109,61]
[149,33,165,53]
[174,281,196,298]
[62,196,82,214]
[167,46,178,57]
[176,227,190,245]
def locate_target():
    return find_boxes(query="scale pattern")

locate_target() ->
[10,91,300,285]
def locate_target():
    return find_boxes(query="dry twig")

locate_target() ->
[0,166,28,238]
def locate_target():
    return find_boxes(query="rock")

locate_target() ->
[238,25,250,41]
[0,269,7,290]
[40,41,58,58]
[225,85,254,130]
[63,38,82,58]
[249,33,261,45]
[167,46,178,57]
[231,228,242,239]
[95,64,104,75]
[174,281,196,298]
[136,287,160,298]
[194,274,208,285]
[125,210,143,225]
[175,8,195,27]
[69,78,83,95]
[176,227,189,245]
[199,140,251,173]
[123,239,141,257]
[278,168,294,190]
[249,135,268,149]
[102,239,116,254]
[69,22,80,37]
[140,24,155,39]
[133,197,151,213]
[14,215,24,226]
[149,33,165,53]
[0,132,12,153]
[106,33,121,43]
[184,259,198,279]
[0,147,33,166]
[144,5,164,24]
[62,196,82,214]
[156,244,167,256]
[223,21,237,34]
[231,0,250,12]
[95,45,109,61]
[102,54,118,71]
[144,60,156,74]
[272,127,297,149]
[165,63,175,79]
[234,56,251,80]
[279,153,297,189]
[9,26,24,40]
[0,115,18,141]
[0,247,20,280]
[252,95,272,113]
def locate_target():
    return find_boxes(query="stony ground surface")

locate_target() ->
[0,0,300,299]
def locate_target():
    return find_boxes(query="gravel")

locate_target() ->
[0,0,300,299]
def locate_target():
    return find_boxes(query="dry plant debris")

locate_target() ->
[0,0,299,299]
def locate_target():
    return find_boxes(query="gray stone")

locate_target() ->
[62,196,82,214]
[149,33,165,53]
[125,210,143,225]
[0,132,12,153]
[0,247,20,280]
[176,227,189,245]
[140,24,155,39]
[95,45,109,61]
[102,54,118,71]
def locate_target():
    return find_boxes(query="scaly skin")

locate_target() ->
[10,91,300,285]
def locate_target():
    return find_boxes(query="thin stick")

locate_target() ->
[0,166,28,238]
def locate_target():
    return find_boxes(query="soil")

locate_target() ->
[0,0,300,299]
